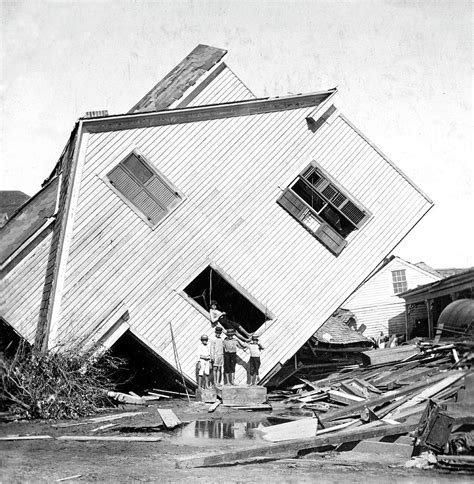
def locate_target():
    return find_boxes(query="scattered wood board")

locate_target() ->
[0,435,53,441]
[57,436,162,442]
[157,408,182,429]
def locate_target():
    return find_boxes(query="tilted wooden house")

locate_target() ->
[341,256,442,339]
[0,45,434,385]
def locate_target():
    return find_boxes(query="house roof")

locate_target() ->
[312,309,373,346]
[128,44,227,114]
[0,191,30,217]
[399,268,474,303]
[414,261,443,278]
[0,177,59,264]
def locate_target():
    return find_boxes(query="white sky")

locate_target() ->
[0,0,472,268]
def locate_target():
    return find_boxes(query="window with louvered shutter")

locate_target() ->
[107,152,182,227]
[277,160,371,256]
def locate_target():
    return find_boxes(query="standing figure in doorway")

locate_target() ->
[196,334,211,388]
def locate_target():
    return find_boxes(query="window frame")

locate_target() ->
[103,148,185,229]
[277,160,372,256]
[392,269,408,295]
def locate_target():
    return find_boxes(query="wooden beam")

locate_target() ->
[157,408,182,429]
[175,422,418,468]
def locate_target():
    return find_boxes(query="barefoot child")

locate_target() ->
[222,328,246,385]
[248,335,264,386]
[210,326,224,386]
[209,300,252,341]
[196,334,211,388]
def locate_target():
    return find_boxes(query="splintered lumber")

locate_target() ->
[55,475,82,482]
[107,391,147,405]
[57,436,162,442]
[157,408,182,429]
[328,390,364,405]
[175,421,418,468]
[90,423,118,433]
[392,372,466,415]
[224,404,272,411]
[88,411,147,423]
[361,345,420,366]
[321,371,460,423]
[0,435,52,441]
[148,392,171,399]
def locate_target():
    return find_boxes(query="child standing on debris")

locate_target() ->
[210,326,224,386]
[196,334,211,389]
[247,335,264,386]
[222,328,246,385]
[209,300,252,341]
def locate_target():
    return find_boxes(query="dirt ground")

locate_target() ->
[0,400,469,483]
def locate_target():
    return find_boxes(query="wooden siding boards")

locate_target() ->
[343,257,442,338]
[0,230,54,342]
[50,100,432,384]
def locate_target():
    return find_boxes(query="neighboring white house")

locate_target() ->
[0,45,434,386]
[342,256,442,339]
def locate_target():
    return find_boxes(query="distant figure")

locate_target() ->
[196,334,211,388]
[222,328,246,385]
[389,334,399,348]
[247,335,264,386]
[377,331,386,349]
[209,300,252,341]
[210,326,224,386]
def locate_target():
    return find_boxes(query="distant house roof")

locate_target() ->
[128,44,227,114]
[436,268,472,278]
[414,261,443,278]
[399,268,474,303]
[0,177,59,264]
[0,191,30,218]
[312,309,373,346]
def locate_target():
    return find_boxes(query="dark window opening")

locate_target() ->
[183,266,269,333]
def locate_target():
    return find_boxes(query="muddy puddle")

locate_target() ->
[171,419,271,443]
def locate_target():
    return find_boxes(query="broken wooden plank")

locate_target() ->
[148,392,171,399]
[223,404,272,411]
[157,408,182,429]
[260,418,319,442]
[107,391,147,405]
[361,345,420,366]
[90,423,118,433]
[55,475,83,482]
[57,436,162,442]
[328,390,364,406]
[208,401,221,413]
[175,421,418,468]
[152,388,194,398]
[0,435,53,441]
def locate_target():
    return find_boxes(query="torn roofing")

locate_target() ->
[0,177,59,264]
[0,191,30,218]
[128,44,227,114]
[313,309,372,346]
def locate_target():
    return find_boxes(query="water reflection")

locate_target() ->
[179,420,266,440]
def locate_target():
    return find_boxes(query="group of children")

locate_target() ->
[196,300,264,388]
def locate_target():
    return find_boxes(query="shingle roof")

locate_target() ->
[128,44,227,113]
[313,309,373,346]
[0,191,30,218]
[0,177,59,264]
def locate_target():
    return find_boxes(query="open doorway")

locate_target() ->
[183,265,270,333]
[106,330,195,393]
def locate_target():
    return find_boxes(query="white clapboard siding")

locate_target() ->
[184,65,255,106]
[1,231,53,342]
[50,104,432,385]
[343,257,442,338]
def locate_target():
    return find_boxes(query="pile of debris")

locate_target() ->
[176,340,473,471]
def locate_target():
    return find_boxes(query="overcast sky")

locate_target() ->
[1,0,472,268]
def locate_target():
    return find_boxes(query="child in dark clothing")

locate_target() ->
[248,335,264,386]
[209,300,252,341]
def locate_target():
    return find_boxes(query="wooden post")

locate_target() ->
[426,299,434,339]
